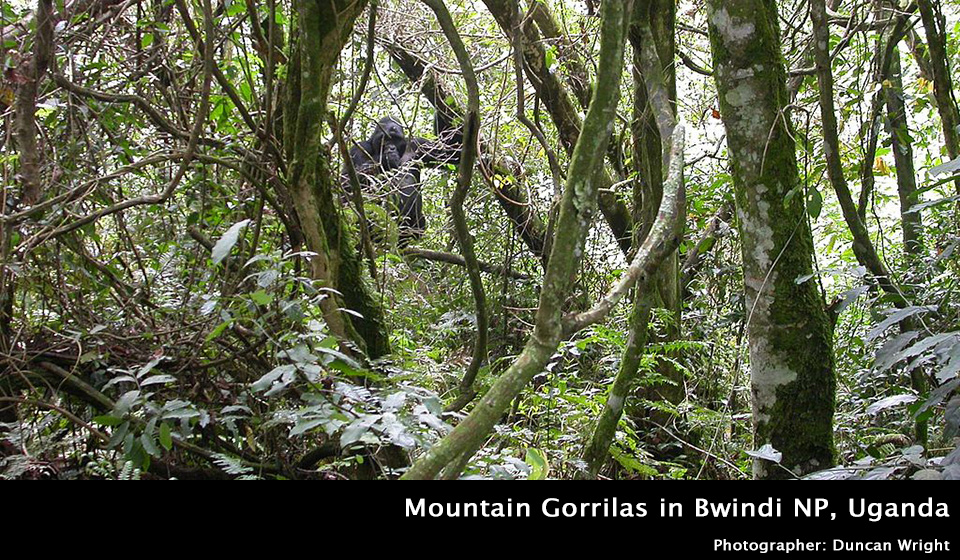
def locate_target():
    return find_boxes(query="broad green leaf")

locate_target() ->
[136,356,162,378]
[937,341,960,383]
[141,374,177,387]
[806,188,822,219]
[108,421,130,449]
[226,1,246,16]
[866,306,936,342]
[249,290,273,306]
[205,320,232,342]
[525,448,549,480]
[290,419,325,437]
[866,394,918,415]
[112,390,141,416]
[251,365,295,393]
[141,433,161,457]
[340,415,379,448]
[159,422,173,451]
[94,415,124,427]
[211,219,251,265]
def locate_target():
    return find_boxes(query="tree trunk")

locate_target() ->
[707,0,835,479]
[4,0,54,351]
[629,0,684,427]
[917,0,960,195]
[421,0,487,408]
[883,47,923,255]
[285,0,390,358]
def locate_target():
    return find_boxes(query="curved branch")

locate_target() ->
[401,247,531,280]
[562,124,685,337]
[421,0,487,405]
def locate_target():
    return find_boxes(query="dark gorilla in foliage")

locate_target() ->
[349,117,406,174]
[348,118,426,246]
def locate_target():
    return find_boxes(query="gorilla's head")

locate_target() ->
[371,118,405,149]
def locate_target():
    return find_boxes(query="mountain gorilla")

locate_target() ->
[349,117,405,174]
[348,117,426,246]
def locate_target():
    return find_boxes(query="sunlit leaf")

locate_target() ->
[211,219,251,265]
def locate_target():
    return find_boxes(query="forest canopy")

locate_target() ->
[0,0,958,480]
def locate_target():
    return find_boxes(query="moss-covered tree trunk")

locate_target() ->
[707,0,835,479]
[285,0,390,358]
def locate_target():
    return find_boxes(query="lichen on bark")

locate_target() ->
[707,0,835,479]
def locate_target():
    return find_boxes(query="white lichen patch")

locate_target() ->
[711,7,755,45]
[606,394,625,414]
[738,188,776,275]
[724,82,755,107]
[721,78,769,142]
[749,336,798,423]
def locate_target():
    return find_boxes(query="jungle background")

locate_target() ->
[0,0,958,480]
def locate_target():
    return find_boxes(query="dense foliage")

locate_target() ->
[0,0,958,480]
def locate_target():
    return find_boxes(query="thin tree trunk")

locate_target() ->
[916,0,960,195]
[12,0,54,207]
[629,0,684,427]
[810,0,902,301]
[4,0,54,350]
[879,0,928,444]
[883,46,923,255]
[421,0,487,408]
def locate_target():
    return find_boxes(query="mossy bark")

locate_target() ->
[883,47,923,255]
[285,0,390,358]
[707,0,835,479]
